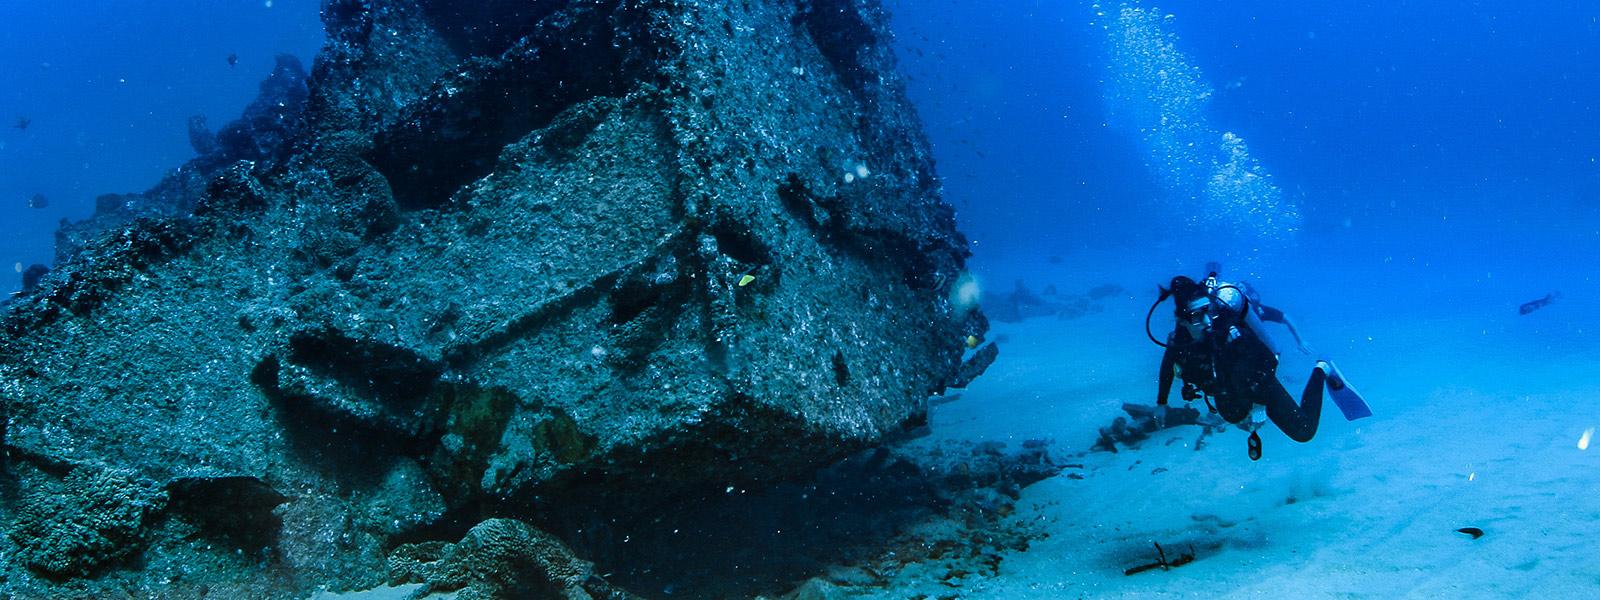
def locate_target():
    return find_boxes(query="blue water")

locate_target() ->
[887,0,1600,276]
[0,0,323,290]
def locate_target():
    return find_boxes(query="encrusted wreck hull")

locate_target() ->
[0,0,987,597]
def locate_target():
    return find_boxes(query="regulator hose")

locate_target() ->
[1145,288,1171,347]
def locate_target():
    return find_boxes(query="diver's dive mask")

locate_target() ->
[1181,296,1214,339]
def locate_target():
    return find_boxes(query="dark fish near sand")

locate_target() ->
[1518,292,1559,315]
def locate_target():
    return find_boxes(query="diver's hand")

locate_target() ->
[1153,404,1168,429]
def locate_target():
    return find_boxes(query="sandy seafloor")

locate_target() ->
[856,235,1600,599]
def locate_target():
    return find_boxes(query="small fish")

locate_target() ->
[14,117,30,130]
[227,53,239,67]
[27,193,47,209]
[1518,292,1560,315]
[1456,527,1484,539]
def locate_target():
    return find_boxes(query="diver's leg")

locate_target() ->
[1214,389,1252,424]
[1262,368,1325,443]
[1221,383,1265,460]
[1303,364,1327,408]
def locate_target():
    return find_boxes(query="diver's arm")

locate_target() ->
[1255,303,1312,354]
[1282,315,1312,354]
[1157,343,1177,405]
[1253,303,1286,324]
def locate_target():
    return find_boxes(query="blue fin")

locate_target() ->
[1321,360,1372,420]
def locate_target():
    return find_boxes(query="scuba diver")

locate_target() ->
[1146,263,1371,460]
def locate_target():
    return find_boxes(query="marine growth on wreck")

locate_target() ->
[0,1,1001,598]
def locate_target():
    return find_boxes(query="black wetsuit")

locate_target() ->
[1156,296,1324,443]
